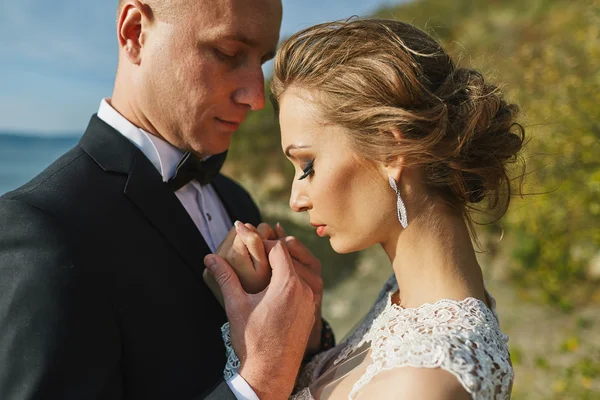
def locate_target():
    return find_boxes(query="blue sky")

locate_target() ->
[0,0,403,135]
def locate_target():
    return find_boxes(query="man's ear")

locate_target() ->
[117,0,152,65]
[385,128,405,182]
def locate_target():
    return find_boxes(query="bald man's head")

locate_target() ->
[111,0,282,156]
[117,0,200,24]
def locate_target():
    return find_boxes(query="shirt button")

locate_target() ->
[207,213,212,221]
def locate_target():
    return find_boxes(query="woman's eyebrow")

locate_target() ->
[284,144,312,158]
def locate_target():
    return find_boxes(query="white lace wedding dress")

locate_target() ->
[222,274,513,399]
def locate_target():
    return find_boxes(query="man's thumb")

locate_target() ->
[204,254,246,305]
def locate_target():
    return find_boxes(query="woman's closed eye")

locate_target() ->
[298,159,315,180]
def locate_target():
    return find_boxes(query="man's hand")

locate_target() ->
[274,223,324,356]
[204,242,315,400]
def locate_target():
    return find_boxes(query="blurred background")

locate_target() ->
[1,0,599,398]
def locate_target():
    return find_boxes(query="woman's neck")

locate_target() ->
[382,208,487,309]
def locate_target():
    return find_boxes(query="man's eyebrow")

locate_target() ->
[284,144,311,158]
[222,33,260,47]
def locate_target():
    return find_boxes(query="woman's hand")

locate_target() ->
[203,221,274,307]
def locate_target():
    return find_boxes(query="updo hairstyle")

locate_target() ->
[271,19,525,222]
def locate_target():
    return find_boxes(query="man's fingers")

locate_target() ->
[202,268,225,308]
[204,254,246,308]
[292,259,323,296]
[265,236,321,274]
[267,241,297,282]
[284,236,320,272]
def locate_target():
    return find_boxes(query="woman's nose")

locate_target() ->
[289,183,311,213]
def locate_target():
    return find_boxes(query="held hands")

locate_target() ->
[204,221,274,301]
[202,221,325,398]
[203,222,324,354]
[204,239,315,399]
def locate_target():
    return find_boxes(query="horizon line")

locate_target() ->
[0,130,82,139]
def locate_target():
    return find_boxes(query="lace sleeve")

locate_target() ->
[221,322,241,380]
[348,298,513,400]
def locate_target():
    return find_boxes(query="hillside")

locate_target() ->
[222,1,600,398]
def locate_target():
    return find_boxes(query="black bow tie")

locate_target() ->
[166,150,228,191]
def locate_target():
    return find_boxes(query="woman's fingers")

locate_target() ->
[234,221,271,293]
[275,222,286,239]
[244,222,276,240]
[236,222,268,270]
[229,234,254,278]
[216,226,237,253]
[257,223,276,240]
[243,223,258,233]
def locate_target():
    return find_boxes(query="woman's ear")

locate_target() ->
[390,127,403,142]
[385,156,404,183]
[385,128,405,182]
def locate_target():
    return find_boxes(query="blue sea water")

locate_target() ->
[0,133,80,196]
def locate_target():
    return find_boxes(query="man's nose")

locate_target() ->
[289,182,311,213]
[233,66,266,111]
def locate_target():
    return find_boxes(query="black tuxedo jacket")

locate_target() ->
[0,116,257,399]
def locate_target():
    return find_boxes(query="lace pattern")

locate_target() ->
[221,275,513,399]
[292,388,313,400]
[221,322,240,380]
[347,294,512,399]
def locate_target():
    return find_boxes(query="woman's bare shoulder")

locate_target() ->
[354,367,472,400]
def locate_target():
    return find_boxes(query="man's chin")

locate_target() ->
[210,137,233,155]
[188,135,232,157]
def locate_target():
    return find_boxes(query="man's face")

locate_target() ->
[136,0,282,156]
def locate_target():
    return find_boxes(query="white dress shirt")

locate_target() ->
[97,99,258,400]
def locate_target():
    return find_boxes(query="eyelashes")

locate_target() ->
[298,159,315,180]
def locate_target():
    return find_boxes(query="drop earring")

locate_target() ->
[388,176,408,228]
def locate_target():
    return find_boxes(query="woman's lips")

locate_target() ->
[310,222,327,237]
[316,225,327,237]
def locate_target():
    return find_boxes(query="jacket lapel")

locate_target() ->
[211,174,261,226]
[79,115,211,281]
[124,154,211,276]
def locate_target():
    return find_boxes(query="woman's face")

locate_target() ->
[279,89,398,253]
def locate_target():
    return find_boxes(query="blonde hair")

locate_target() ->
[272,19,525,222]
